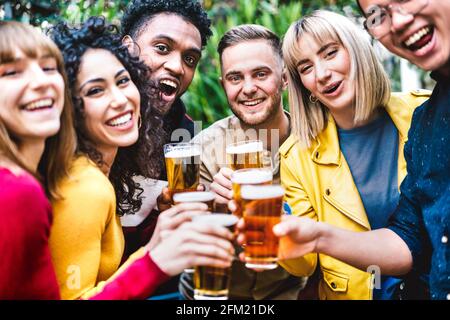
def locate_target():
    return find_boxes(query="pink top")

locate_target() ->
[0,167,60,299]
[0,167,169,300]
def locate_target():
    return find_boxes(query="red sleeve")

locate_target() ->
[0,169,60,299]
[86,250,170,300]
[121,209,160,264]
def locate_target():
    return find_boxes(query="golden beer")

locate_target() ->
[192,214,238,300]
[241,185,284,270]
[173,191,215,212]
[231,168,272,218]
[164,143,201,198]
[226,140,263,170]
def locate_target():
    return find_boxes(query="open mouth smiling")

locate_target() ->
[241,98,264,107]
[106,111,133,127]
[403,26,434,52]
[159,79,179,97]
[22,98,54,111]
[322,81,342,95]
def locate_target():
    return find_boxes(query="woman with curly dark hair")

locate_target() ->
[48,16,233,300]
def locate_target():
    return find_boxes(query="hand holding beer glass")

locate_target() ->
[226,140,264,170]
[240,184,284,270]
[210,139,272,211]
[231,168,273,218]
[173,191,216,273]
[192,214,238,300]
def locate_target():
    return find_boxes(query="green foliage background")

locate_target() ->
[1,0,367,127]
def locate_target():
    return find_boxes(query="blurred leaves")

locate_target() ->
[2,0,393,127]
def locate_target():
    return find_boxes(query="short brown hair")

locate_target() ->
[217,24,282,64]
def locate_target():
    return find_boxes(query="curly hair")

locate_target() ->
[121,0,212,48]
[50,16,164,215]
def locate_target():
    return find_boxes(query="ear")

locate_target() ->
[122,35,138,55]
[281,67,288,91]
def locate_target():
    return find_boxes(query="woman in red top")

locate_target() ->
[0,21,76,299]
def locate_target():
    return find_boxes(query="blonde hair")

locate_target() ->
[282,10,391,147]
[0,21,76,199]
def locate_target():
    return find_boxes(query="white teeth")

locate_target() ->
[405,27,430,47]
[107,112,132,127]
[242,99,263,106]
[160,79,178,89]
[24,98,53,111]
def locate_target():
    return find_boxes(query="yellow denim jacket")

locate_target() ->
[278,91,430,300]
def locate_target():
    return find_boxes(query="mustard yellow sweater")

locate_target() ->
[49,156,124,299]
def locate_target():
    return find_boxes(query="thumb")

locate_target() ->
[162,187,172,201]
[273,220,295,237]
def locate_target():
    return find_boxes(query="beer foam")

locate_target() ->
[226,141,263,154]
[240,185,284,200]
[193,214,238,227]
[165,147,201,158]
[173,191,215,203]
[231,169,272,184]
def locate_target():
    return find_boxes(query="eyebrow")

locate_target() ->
[153,34,202,56]
[296,42,338,66]
[224,70,241,78]
[79,69,127,92]
[225,65,271,78]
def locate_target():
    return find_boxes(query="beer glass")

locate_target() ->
[173,191,216,273]
[164,143,201,199]
[173,191,215,212]
[226,140,263,170]
[231,168,272,218]
[240,184,284,270]
[192,214,238,300]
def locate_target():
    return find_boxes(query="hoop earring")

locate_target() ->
[138,115,142,129]
[309,94,318,104]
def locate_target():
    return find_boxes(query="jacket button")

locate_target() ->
[442,235,448,244]
[325,189,331,196]
[331,282,337,289]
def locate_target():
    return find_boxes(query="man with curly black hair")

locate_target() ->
[121,0,212,143]
[120,0,212,299]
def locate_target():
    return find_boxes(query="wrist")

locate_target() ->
[315,221,329,254]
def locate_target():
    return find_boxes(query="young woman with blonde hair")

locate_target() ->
[278,10,430,299]
[0,20,76,299]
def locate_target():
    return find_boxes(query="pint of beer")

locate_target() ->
[226,140,263,170]
[192,214,238,300]
[164,143,201,198]
[231,168,272,218]
[240,185,284,270]
[173,191,215,212]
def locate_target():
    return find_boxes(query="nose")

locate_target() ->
[242,77,257,96]
[390,9,414,32]
[28,63,53,90]
[164,53,184,76]
[315,62,331,84]
[109,86,128,109]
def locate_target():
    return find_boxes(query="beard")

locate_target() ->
[230,91,282,127]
